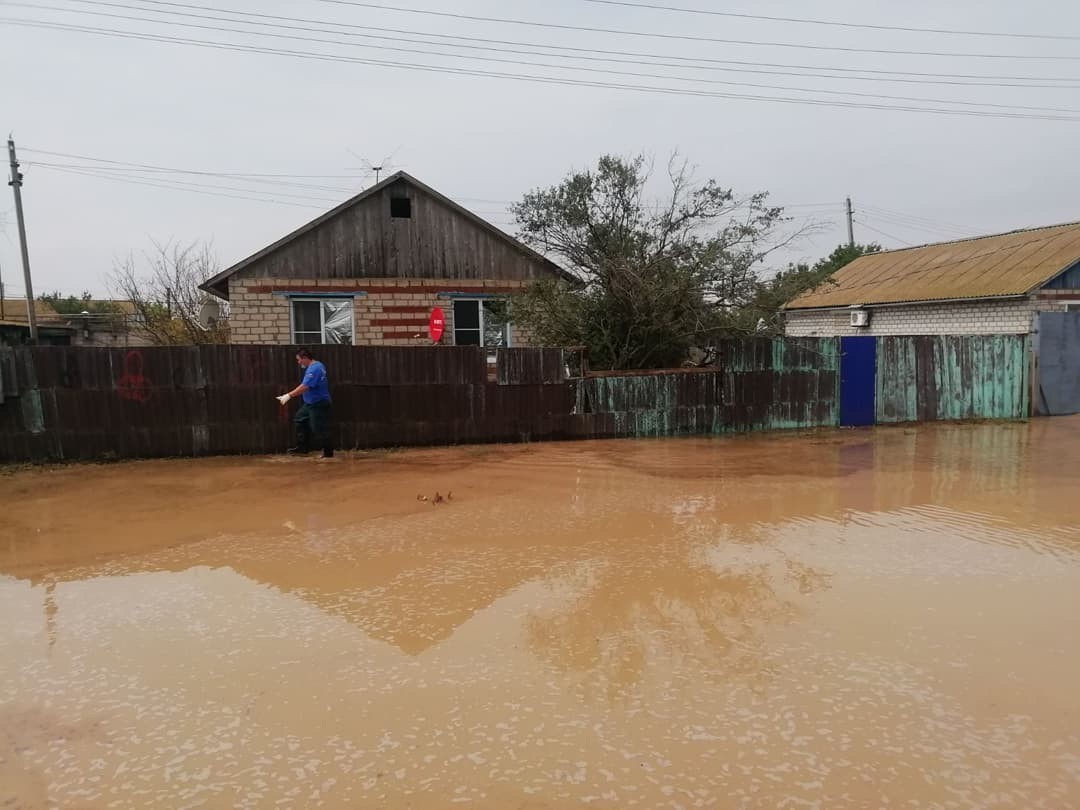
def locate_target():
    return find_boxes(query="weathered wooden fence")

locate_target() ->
[0,335,1033,463]
[575,338,839,438]
[875,335,1031,424]
[0,340,840,462]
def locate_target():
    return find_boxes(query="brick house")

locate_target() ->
[200,172,571,347]
[784,222,1080,337]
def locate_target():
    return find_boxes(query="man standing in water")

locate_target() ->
[277,348,334,459]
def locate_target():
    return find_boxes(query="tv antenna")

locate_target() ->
[346,146,404,186]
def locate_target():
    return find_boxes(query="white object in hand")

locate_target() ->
[276,394,291,405]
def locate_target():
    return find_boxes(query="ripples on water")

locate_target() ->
[2,419,1080,807]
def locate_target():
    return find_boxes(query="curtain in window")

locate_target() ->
[322,301,353,344]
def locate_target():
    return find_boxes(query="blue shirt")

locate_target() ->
[301,361,331,404]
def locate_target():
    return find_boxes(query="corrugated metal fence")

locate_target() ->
[575,338,839,438]
[875,335,1031,424]
[0,335,1030,463]
[1034,312,1080,416]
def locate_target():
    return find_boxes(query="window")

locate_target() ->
[1066,302,1080,312]
[291,299,354,345]
[452,299,510,347]
[390,197,412,219]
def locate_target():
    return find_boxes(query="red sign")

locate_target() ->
[428,307,446,343]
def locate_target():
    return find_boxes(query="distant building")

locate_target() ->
[63,301,156,348]
[785,222,1080,417]
[200,172,571,347]
[0,298,154,347]
[0,299,74,346]
[784,222,1080,337]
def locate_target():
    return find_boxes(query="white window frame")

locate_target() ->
[289,297,356,345]
[1065,302,1080,312]
[452,298,512,348]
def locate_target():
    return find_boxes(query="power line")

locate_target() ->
[5,18,1079,122]
[20,146,909,232]
[19,147,374,190]
[17,3,1080,114]
[32,0,1080,87]
[28,162,348,203]
[22,146,531,206]
[19,146,366,179]
[24,159,367,195]
[26,152,522,215]
[855,219,916,246]
[581,0,1080,42]
[859,211,970,240]
[307,0,1080,61]
[35,164,334,208]
[860,204,975,234]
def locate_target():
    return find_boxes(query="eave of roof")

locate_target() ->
[784,221,1080,310]
[201,171,574,299]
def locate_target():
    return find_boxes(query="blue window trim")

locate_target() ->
[274,291,367,299]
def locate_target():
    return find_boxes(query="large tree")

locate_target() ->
[725,242,882,337]
[510,154,797,370]
[109,240,229,345]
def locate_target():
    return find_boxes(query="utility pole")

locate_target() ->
[0,266,5,320]
[8,138,38,342]
[845,196,855,249]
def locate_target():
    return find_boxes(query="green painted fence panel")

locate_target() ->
[876,335,1029,424]
[576,337,841,438]
[876,337,918,423]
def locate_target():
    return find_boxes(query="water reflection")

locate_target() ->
[525,525,830,697]
[3,420,1080,808]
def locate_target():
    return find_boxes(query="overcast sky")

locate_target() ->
[1,0,1078,298]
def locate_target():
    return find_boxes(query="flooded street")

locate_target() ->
[3,419,1080,809]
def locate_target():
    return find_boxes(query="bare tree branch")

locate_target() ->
[108,239,229,345]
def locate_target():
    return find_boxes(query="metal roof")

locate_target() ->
[785,221,1080,310]
[0,299,61,322]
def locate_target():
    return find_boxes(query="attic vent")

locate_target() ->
[390,197,412,219]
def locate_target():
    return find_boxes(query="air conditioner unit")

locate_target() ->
[849,309,870,328]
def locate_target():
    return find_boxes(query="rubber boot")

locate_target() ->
[287,425,310,455]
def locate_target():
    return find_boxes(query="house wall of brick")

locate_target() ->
[784,290,1080,338]
[227,277,537,346]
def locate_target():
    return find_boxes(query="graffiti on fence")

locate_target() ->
[116,351,152,404]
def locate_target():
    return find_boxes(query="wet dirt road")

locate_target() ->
[2,418,1080,809]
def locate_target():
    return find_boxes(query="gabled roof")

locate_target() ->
[201,171,572,298]
[786,221,1080,310]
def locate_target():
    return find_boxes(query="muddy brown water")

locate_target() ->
[2,419,1080,808]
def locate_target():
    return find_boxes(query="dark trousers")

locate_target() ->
[295,400,333,454]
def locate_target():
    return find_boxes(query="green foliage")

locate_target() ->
[730,242,882,336]
[39,291,123,315]
[511,154,786,370]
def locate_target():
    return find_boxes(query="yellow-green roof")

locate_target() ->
[786,221,1080,310]
[0,299,61,322]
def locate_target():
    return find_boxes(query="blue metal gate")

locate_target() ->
[1036,312,1080,416]
[840,336,877,427]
